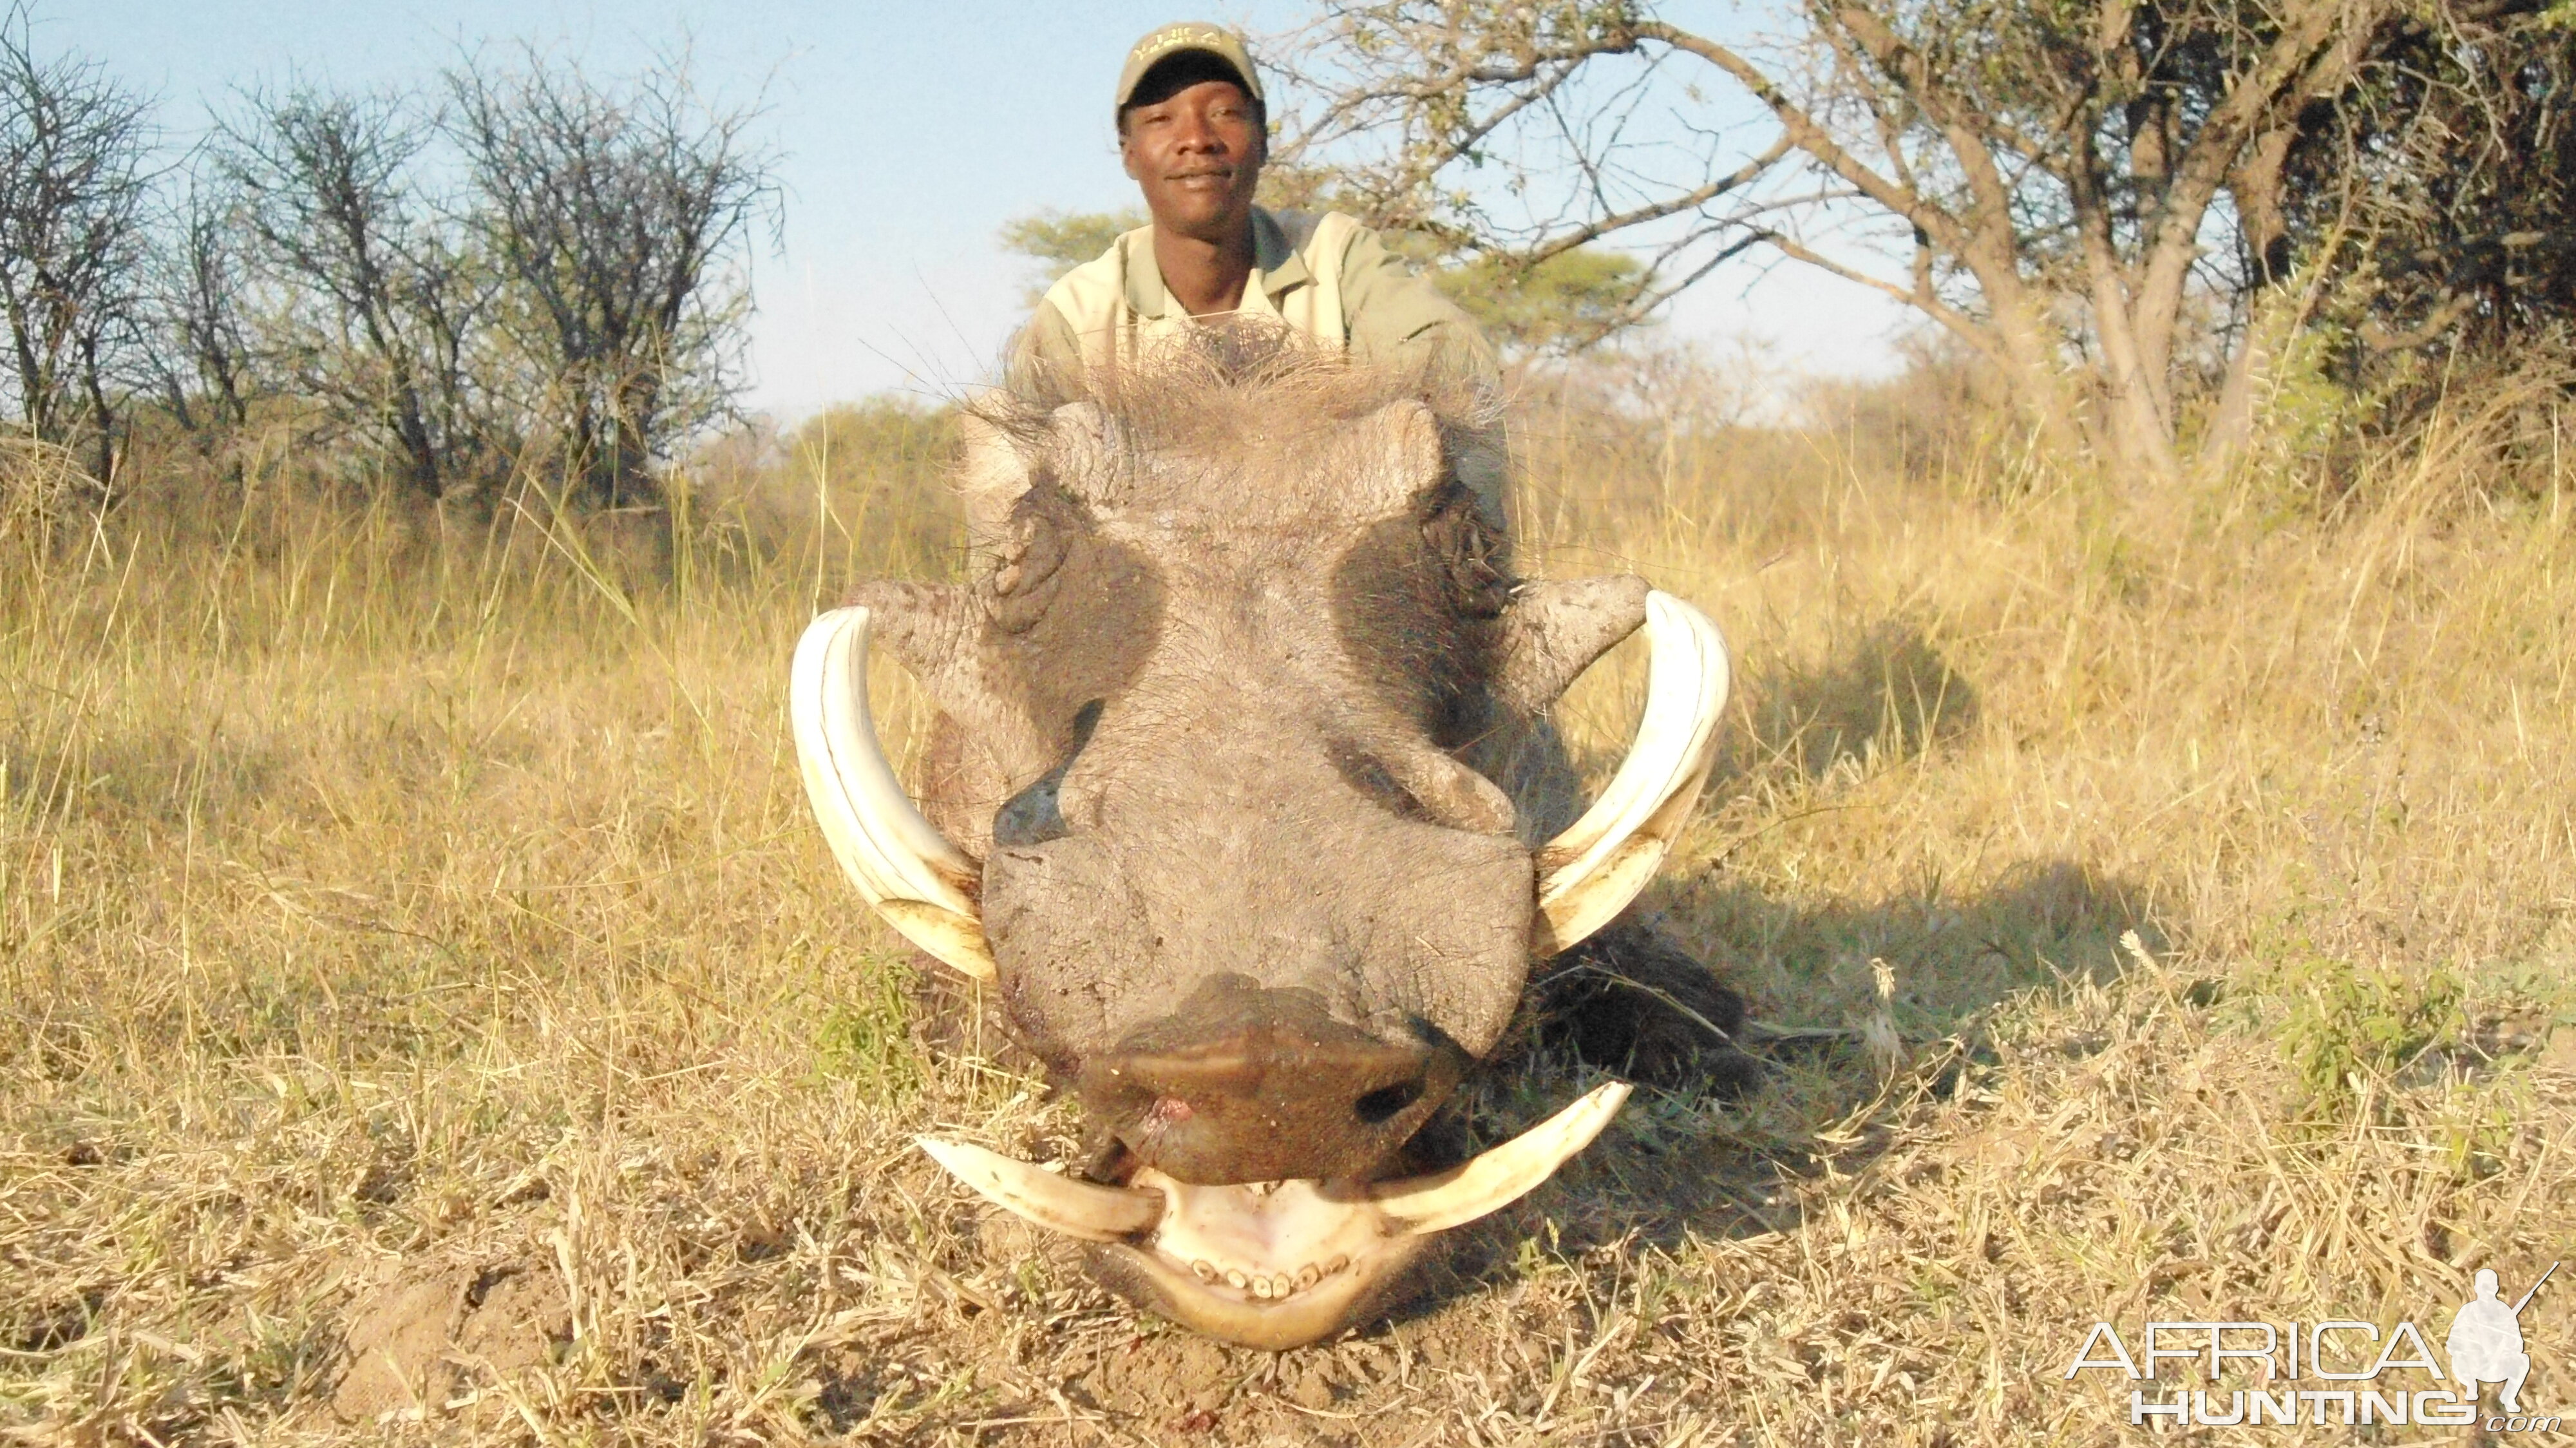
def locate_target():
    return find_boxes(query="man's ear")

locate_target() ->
[1119,127,1142,182]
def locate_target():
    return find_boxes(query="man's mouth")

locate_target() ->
[916,1081,1630,1349]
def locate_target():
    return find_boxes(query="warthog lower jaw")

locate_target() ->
[917,1081,1631,1349]
[1083,1229,1432,1351]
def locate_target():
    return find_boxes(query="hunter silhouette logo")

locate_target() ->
[2449,1263,2552,1415]
[2063,1261,2560,1431]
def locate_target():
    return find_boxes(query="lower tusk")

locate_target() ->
[922,1081,1629,1293]
[1367,1081,1632,1235]
[916,1138,1164,1243]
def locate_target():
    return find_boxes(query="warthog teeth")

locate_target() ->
[913,1137,1162,1243]
[1218,1259,1347,1302]
[1172,1259,1349,1301]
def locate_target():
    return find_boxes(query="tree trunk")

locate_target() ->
[391,383,440,500]
[78,336,117,497]
[2205,312,2273,472]
[1965,250,2092,462]
[2202,125,2303,473]
[611,376,659,510]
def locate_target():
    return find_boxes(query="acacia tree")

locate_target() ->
[218,86,493,500]
[998,207,1146,300]
[0,8,154,488]
[2305,1,2576,361]
[146,173,258,447]
[1282,0,2427,479]
[446,48,776,510]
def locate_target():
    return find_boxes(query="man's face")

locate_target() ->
[1120,77,1264,243]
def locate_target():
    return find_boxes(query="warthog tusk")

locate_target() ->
[790,606,998,981]
[919,1081,1629,1249]
[913,1138,1166,1242]
[1365,1080,1631,1233]
[1530,591,1729,956]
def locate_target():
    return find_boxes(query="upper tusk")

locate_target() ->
[790,607,998,980]
[1367,1081,1632,1235]
[1529,592,1728,956]
[916,1137,1165,1242]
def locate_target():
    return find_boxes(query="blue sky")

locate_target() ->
[49,0,1909,417]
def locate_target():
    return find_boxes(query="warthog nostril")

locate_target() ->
[1352,1080,1422,1125]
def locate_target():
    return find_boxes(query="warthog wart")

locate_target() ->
[791,329,1750,1348]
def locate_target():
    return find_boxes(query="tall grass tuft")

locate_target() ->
[1,361,2571,1444]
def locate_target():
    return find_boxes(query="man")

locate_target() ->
[1002,21,1508,531]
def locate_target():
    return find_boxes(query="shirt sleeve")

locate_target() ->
[1333,225,1502,386]
[1005,298,1086,407]
[1332,224,1512,538]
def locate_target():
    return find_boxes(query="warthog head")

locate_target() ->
[791,342,1727,1348]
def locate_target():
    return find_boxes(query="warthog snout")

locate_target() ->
[1079,975,1465,1184]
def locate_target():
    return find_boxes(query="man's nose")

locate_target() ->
[1171,111,1222,155]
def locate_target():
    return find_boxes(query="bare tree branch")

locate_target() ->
[0,4,155,489]
[446,43,779,509]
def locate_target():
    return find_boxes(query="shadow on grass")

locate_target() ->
[1391,853,2162,1330]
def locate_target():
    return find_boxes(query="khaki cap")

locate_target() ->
[1114,21,1263,116]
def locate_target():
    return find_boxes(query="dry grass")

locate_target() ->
[3,373,2574,1447]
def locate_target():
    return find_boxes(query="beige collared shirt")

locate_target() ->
[1015,209,1494,386]
[1006,207,1508,531]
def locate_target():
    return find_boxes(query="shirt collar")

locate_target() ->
[1124,206,1312,320]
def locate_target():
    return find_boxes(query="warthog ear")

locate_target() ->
[1047,401,1127,508]
[960,407,1034,567]
[1351,398,1448,517]
[1494,576,1653,716]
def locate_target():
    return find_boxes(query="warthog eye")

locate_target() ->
[994,700,1102,847]
[1422,486,1510,619]
[1326,738,1516,835]
[1327,744,1431,824]
[987,484,1081,634]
